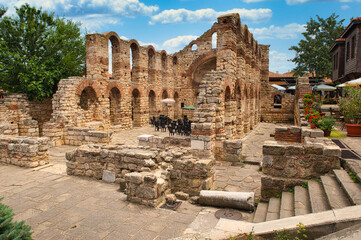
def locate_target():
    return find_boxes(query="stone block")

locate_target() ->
[191,140,205,150]
[263,144,286,156]
[102,170,116,183]
[125,172,144,184]
[323,145,341,157]
[175,191,189,200]
[137,134,154,141]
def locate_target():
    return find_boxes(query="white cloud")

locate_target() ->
[71,14,120,32]
[286,0,360,5]
[269,50,295,73]
[0,0,158,21]
[162,35,199,53]
[341,4,350,9]
[149,8,272,25]
[250,23,305,40]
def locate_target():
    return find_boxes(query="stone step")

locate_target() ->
[280,192,294,219]
[253,202,268,223]
[321,175,351,209]
[333,169,361,205]
[308,181,331,213]
[294,186,311,216]
[266,197,280,221]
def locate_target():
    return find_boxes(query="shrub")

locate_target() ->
[0,198,32,240]
[318,116,336,131]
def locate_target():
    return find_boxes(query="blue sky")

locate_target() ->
[1,0,360,73]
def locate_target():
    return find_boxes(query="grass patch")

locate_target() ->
[326,129,346,139]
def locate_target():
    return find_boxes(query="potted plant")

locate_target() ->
[307,111,321,129]
[318,116,336,137]
[339,86,361,136]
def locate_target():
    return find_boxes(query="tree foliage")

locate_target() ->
[0,4,85,100]
[0,198,32,240]
[289,13,345,79]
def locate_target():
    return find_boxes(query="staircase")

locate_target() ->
[253,169,361,223]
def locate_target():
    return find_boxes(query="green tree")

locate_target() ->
[0,198,32,239]
[289,13,345,79]
[0,4,85,100]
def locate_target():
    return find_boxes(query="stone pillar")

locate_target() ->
[297,75,312,99]
[86,34,108,79]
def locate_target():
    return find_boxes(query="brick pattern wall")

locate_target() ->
[274,126,302,143]
[64,127,111,146]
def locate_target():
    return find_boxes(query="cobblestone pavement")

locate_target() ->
[111,126,175,145]
[0,164,202,240]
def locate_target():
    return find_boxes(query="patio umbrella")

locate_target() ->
[314,84,336,91]
[182,105,195,110]
[271,84,286,91]
[160,98,175,103]
[336,83,346,88]
[288,86,296,90]
[345,77,361,86]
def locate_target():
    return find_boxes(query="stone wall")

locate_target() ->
[64,127,111,146]
[0,94,39,137]
[274,126,302,143]
[125,171,169,207]
[261,137,341,199]
[218,139,242,162]
[0,135,49,167]
[262,88,295,123]
[66,143,215,206]
[28,98,53,135]
[138,134,191,149]
[169,157,215,196]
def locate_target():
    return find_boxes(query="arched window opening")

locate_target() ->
[108,40,113,77]
[148,90,156,119]
[191,44,198,51]
[109,87,121,125]
[132,88,141,126]
[274,95,282,109]
[161,53,167,70]
[212,32,217,49]
[79,87,97,111]
[130,43,139,81]
[173,56,178,65]
[161,90,169,116]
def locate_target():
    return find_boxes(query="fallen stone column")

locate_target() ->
[199,190,254,211]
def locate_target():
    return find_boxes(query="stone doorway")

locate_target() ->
[148,90,156,119]
[109,87,121,125]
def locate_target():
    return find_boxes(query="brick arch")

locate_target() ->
[224,85,232,101]
[161,88,169,99]
[75,79,101,99]
[104,82,123,98]
[146,88,157,98]
[185,52,217,78]
[129,87,142,98]
[129,39,141,50]
[173,90,180,99]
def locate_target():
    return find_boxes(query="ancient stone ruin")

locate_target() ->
[0,13,343,209]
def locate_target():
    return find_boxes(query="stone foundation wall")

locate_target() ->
[217,139,242,162]
[0,122,18,136]
[169,157,215,196]
[261,138,341,199]
[274,126,302,143]
[66,144,215,205]
[64,127,111,146]
[125,171,169,207]
[138,134,191,149]
[0,135,49,167]
[0,94,39,137]
[28,98,53,135]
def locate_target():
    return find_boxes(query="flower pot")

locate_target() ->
[320,112,326,116]
[310,123,317,129]
[323,130,331,137]
[345,124,361,137]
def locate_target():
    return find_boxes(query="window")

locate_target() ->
[351,36,356,59]
[346,42,350,60]
[273,95,282,109]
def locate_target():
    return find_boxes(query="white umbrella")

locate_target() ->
[160,98,175,103]
[271,84,286,91]
[336,78,361,88]
[345,78,361,86]
[288,86,296,90]
[314,84,336,91]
